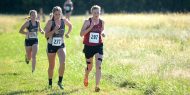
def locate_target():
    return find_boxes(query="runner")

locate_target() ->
[63,0,73,20]
[44,6,72,89]
[80,5,105,92]
[19,10,44,73]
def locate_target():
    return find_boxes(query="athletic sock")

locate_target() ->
[58,76,63,83]
[49,79,52,86]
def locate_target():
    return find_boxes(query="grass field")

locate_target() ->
[0,13,190,95]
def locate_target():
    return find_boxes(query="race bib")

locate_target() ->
[31,28,38,32]
[28,32,37,38]
[65,6,70,11]
[89,33,99,43]
[52,37,62,46]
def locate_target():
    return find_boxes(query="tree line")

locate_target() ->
[0,0,189,14]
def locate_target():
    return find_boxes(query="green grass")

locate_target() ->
[0,13,190,95]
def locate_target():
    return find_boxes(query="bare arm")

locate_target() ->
[80,20,95,37]
[38,22,44,34]
[101,20,105,37]
[64,19,72,38]
[71,2,74,10]
[19,21,29,35]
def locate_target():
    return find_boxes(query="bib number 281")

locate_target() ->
[52,37,62,46]
[89,33,99,43]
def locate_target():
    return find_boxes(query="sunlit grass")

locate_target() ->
[0,13,190,94]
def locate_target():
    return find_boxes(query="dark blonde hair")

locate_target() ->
[91,5,101,13]
[51,6,63,20]
[52,6,62,14]
[25,10,37,20]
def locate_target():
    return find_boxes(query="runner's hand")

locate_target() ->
[102,33,105,37]
[54,25,60,34]
[41,31,45,34]
[90,21,96,28]
[65,33,69,38]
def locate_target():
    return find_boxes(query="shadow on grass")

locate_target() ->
[0,72,20,76]
[2,87,83,95]
[2,89,46,95]
[15,58,47,64]
[48,88,83,95]
[119,80,158,95]
[120,80,137,89]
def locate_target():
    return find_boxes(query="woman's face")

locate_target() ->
[92,9,100,19]
[30,12,37,20]
[53,10,61,20]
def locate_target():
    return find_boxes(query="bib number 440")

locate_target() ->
[89,33,99,43]
[28,32,37,39]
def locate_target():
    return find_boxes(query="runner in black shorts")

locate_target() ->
[19,10,44,73]
[80,5,105,92]
[44,6,72,89]
[83,44,103,59]
[63,0,73,20]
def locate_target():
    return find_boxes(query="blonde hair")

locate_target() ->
[51,6,63,20]
[52,6,62,14]
[91,5,101,13]
[49,13,53,19]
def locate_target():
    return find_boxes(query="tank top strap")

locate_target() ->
[28,20,32,29]
[99,19,102,25]
[51,20,56,31]
[61,19,64,27]
[89,18,92,24]
[36,21,39,27]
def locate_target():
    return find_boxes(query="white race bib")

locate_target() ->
[65,6,70,11]
[52,37,62,46]
[28,32,37,39]
[89,33,99,43]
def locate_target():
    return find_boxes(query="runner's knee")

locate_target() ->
[86,64,92,71]
[99,66,101,70]
[32,55,36,59]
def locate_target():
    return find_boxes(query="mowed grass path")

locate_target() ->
[0,14,190,95]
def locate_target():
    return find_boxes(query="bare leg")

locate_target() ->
[57,48,66,77]
[84,57,93,87]
[47,53,56,79]
[56,48,66,89]
[95,53,103,91]
[31,44,38,72]
[66,12,71,20]
[85,58,93,79]
[25,46,32,62]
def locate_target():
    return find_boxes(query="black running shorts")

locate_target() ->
[83,43,103,59]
